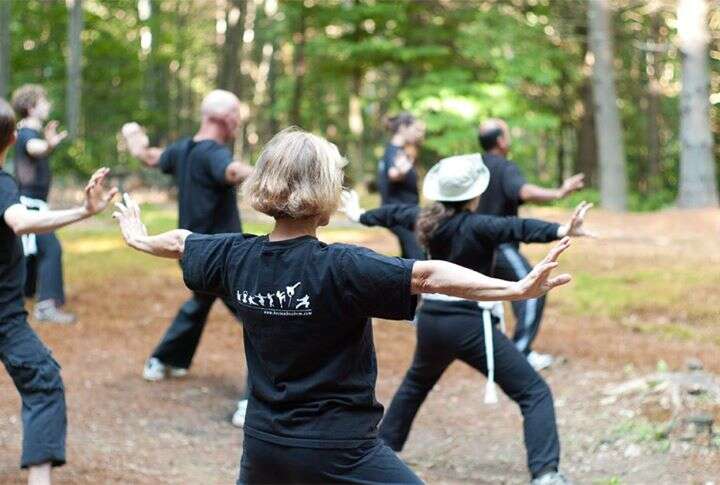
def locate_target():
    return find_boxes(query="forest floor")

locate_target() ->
[1,203,719,484]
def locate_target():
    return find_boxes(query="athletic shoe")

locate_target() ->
[527,351,554,371]
[34,300,76,324]
[231,399,248,428]
[142,357,189,381]
[531,471,571,485]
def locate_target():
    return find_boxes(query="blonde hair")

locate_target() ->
[243,128,346,219]
[11,84,47,119]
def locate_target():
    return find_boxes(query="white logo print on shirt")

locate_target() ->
[236,282,312,316]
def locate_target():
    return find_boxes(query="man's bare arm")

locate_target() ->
[519,173,585,203]
[121,122,164,167]
[225,161,254,185]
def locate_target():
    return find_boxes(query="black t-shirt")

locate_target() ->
[0,170,28,322]
[377,144,419,205]
[159,138,241,234]
[477,153,527,218]
[181,233,417,448]
[360,204,559,275]
[14,127,52,201]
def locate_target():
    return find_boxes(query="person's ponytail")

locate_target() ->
[416,201,465,250]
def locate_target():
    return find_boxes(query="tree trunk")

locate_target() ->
[218,0,247,94]
[66,0,84,140]
[642,13,663,193]
[576,80,598,187]
[587,0,628,211]
[676,0,718,207]
[0,0,10,99]
[289,4,306,126]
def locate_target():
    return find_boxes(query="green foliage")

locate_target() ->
[4,0,720,209]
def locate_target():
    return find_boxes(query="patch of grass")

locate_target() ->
[593,477,623,485]
[610,418,671,452]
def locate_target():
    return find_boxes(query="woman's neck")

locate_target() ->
[390,133,405,147]
[269,217,320,242]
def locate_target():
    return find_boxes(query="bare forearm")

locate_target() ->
[129,146,163,167]
[225,161,254,185]
[412,260,522,301]
[6,204,90,235]
[519,184,563,203]
[126,229,191,259]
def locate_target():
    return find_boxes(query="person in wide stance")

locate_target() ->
[341,154,592,484]
[113,128,573,483]
[0,98,117,485]
[121,89,253,426]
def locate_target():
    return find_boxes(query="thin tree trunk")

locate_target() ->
[677,0,718,207]
[218,0,247,93]
[643,23,663,194]
[66,0,84,140]
[289,4,306,126]
[0,0,10,99]
[576,80,598,187]
[587,0,628,211]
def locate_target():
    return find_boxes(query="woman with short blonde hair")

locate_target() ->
[114,128,572,484]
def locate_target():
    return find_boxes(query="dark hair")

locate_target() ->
[384,112,416,134]
[11,84,47,119]
[0,98,16,154]
[478,126,503,151]
[416,200,468,250]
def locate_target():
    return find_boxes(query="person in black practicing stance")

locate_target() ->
[121,89,253,385]
[113,128,573,484]
[477,118,586,370]
[0,98,118,485]
[376,112,426,259]
[11,85,75,324]
[341,154,592,485]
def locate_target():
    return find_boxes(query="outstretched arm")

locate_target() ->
[225,160,254,186]
[4,167,118,235]
[113,193,191,259]
[339,190,418,230]
[121,122,164,167]
[520,173,585,203]
[26,120,68,158]
[411,237,572,301]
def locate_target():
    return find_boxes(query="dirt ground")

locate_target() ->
[1,206,719,484]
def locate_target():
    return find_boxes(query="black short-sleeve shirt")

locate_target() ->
[14,127,52,201]
[181,233,417,448]
[159,138,241,234]
[477,153,527,217]
[377,144,419,206]
[0,170,27,321]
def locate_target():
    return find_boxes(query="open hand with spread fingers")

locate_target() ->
[44,120,68,149]
[339,190,365,223]
[113,193,148,246]
[558,201,594,238]
[83,167,119,215]
[514,237,572,300]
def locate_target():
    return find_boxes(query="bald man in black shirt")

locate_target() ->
[477,119,584,370]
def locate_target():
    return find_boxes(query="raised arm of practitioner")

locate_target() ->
[340,189,594,242]
[4,167,118,235]
[114,191,571,303]
[120,91,253,186]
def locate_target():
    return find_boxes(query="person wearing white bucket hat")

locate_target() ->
[340,154,593,485]
[477,119,586,371]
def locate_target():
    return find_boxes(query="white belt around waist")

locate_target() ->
[19,196,49,257]
[421,293,503,404]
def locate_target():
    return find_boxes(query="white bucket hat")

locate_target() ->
[423,153,490,202]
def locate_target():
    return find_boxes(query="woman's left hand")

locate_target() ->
[339,190,364,222]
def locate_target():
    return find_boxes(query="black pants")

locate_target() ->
[493,244,546,355]
[238,435,422,484]
[24,232,66,305]
[0,315,66,468]
[389,226,426,260]
[378,300,560,479]
[152,292,237,370]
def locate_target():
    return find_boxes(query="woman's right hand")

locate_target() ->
[113,193,148,247]
[339,190,364,222]
[513,237,572,299]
